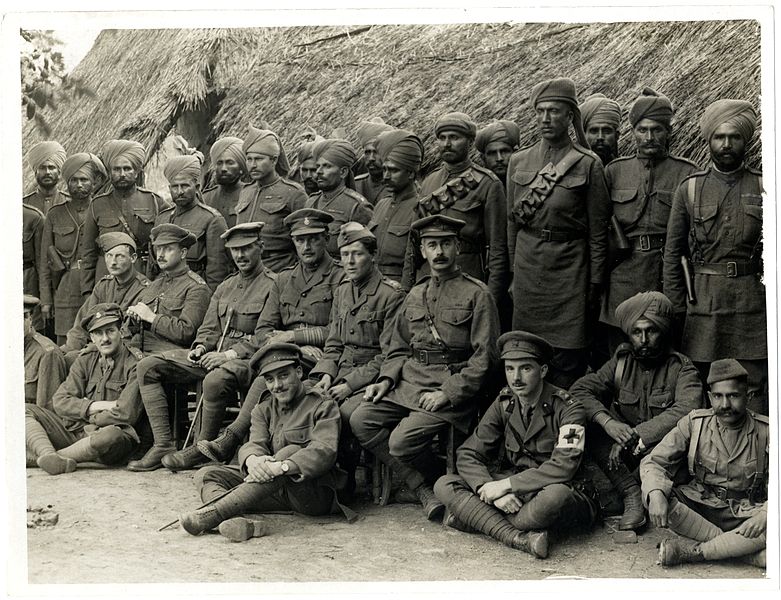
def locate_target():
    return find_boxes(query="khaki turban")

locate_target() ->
[164,153,203,183]
[243,125,290,177]
[629,88,673,128]
[28,141,66,172]
[101,139,146,172]
[376,129,424,172]
[434,112,477,139]
[580,93,622,129]
[356,117,394,148]
[61,153,107,184]
[614,291,674,336]
[297,136,325,163]
[700,99,757,143]
[312,139,358,169]
[530,77,588,146]
[475,120,521,154]
[210,136,247,174]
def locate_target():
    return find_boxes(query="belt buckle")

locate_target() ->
[714,486,728,502]
[75,259,82,270]
[638,235,651,251]
[540,229,552,242]
[726,261,738,277]
[416,349,428,364]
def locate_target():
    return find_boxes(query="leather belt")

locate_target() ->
[64,259,82,271]
[342,345,379,363]
[630,234,666,251]
[693,261,759,278]
[522,227,586,242]
[413,348,471,365]
[707,484,748,502]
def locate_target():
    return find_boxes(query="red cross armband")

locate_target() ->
[556,424,586,452]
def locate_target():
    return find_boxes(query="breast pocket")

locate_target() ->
[382,225,410,260]
[258,201,289,233]
[405,304,427,345]
[283,425,311,446]
[232,302,265,334]
[96,214,122,231]
[741,196,763,243]
[355,308,386,344]
[105,381,124,402]
[308,285,335,323]
[52,223,78,252]
[132,209,156,240]
[652,190,674,227]
[611,189,640,226]
[187,229,207,261]
[648,391,673,416]
[158,296,184,316]
[438,306,472,348]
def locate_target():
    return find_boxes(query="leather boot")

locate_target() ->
[197,429,240,463]
[416,485,445,522]
[161,444,210,472]
[127,443,177,472]
[180,505,223,536]
[443,508,477,533]
[510,530,549,559]
[36,453,76,475]
[609,466,646,530]
[658,538,705,566]
[58,437,100,463]
[218,517,268,542]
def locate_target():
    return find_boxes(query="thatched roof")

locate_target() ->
[22,21,762,190]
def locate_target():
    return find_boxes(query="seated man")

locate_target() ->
[434,331,597,559]
[350,214,499,520]
[569,291,703,530]
[641,359,768,568]
[23,295,67,411]
[26,303,144,474]
[128,223,276,472]
[180,343,344,542]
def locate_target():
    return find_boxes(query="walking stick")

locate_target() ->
[182,307,235,449]
[157,485,236,531]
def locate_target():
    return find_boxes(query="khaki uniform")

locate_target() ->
[368,186,418,284]
[23,204,44,331]
[202,183,243,229]
[234,177,307,272]
[354,173,386,207]
[23,187,68,216]
[24,333,67,411]
[305,187,373,259]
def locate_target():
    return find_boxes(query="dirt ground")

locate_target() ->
[23,465,767,585]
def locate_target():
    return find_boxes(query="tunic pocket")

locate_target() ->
[648,391,673,415]
[96,214,122,229]
[283,425,311,445]
[611,188,640,224]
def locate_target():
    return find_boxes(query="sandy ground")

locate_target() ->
[23,465,766,585]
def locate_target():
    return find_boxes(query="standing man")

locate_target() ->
[153,154,229,291]
[369,129,424,284]
[23,296,67,411]
[202,136,247,228]
[663,100,766,413]
[600,89,697,355]
[350,215,499,520]
[407,112,508,305]
[507,77,611,388]
[354,118,394,206]
[23,141,68,215]
[307,138,373,259]
[80,139,168,294]
[641,359,768,568]
[39,153,106,344]
[23,203,45,332]
[580,93,622,166]
[570,291,703,530]
[234,125,307,273]
[474,120,521,186]
[434,331,597,559]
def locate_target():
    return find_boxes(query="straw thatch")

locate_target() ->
[22,21,762,192]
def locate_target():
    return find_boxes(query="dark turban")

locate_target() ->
[297,136,325,163]
[243,125,290,177]
[210,136,247,174]
[356,117,394,148]
[27,141,66,172]
[376,129,424,172]
[580,93,622,129]
[700,99,757,143]
[61,153,107,184]
[164,153,203,183]
[614,291,674,336]
[101,139,146,172]
[434,112,477,139]
[629,88,673,128]
[312,139,358,169]
[530,77,587,146]
[475,120,521,154]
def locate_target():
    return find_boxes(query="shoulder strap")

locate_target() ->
[687,415,705,476]
[421,281,450,352]
[614,351,629,390]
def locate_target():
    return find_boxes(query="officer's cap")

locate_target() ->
[99,231,137,253]
[707,358,749,385]
[497,330,554,364]
[338,222,375,249]
[23,295,40,310]
[284,208,333,236]
[81,302,123,332]
[250,342,302,376]
[150,223,197,248]
[221,221,265,248]
[411,214,465,239]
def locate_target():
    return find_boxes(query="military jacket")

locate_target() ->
[456,382,586,498]
[24,333,67,411]
[192,264,276,358]
[305,186,373,259]
[51,342,144,439]
[255,255,345,349]
[238,381,340,482]
[23,204,44,328]
[354,173,386,206]
[311,268,405,392]
[202,183,243,228]
[368,185,418,283]
[235,177,307,272]
[380,269,499,432]
[641,408,768,513]
[570,346,703,447]
[152,201,229,291]
[23,187,69,216]
[80,187,168,294]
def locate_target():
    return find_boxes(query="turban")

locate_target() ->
[312,139,358,169]
[164,153,203,183]
[297,125,318,142]
[475,120,521,153]
[297,136,325,163]
[210,136,247,174]
[629,88,673,128]
[100,139,146,171]
[376,129,424,172]
[61,152,107,184]
[27,141,66,172]
[700,99,757,143]
[243,125,290,177]
[580,93,622,129]
[434,112,477,139]
[530,77,588,146]
[356,117,394,148]
[614,291,674,336]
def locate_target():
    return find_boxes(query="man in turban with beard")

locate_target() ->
[234,125,307,273]
[80,139,168,295]
[475,119,521,186]
[598,89,698,361]
[24,141,68,215]
[354,117,394,206]
[570,291,702,532]
[507,77,610,389]
[202,136,248,228]
[580,94,622,166]
[306,139,373,259]
[153,153,229,291]
[39,153,106,343]
[291,138,323,196]
[368,129,424,284]
[663,99,766,414]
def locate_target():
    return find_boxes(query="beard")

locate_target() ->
[216,171,242,186]
[591,143,616,165]
[303,179,319,195]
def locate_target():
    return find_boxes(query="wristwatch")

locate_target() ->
[279,460,290,473]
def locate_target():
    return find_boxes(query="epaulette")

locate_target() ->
[746,166,763,176]
[22,190,36,200]
[158,204,174,214]
[669,350,692,366]
[33,332,60,353]
[23,203,44,217]
[195,201,222,217]
[605,156,633,169]
[380,276,403,291]
[681,169,710,183]
[469,163,497,182]
[136,186,162,198]
[241,180,255,188]
[99,274,115,282]
[572,142,601,163]
[343,187,369,203]
[690,407,715,419]
[279,178,305,191]
[126,345,144,361]
[263,267,278,280]
[354,173,369,181]
[461,272,490,290]
[667,154,699,169]
[750,411,769,425]
[187,271,207,285]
